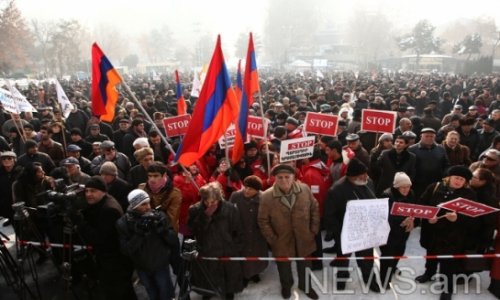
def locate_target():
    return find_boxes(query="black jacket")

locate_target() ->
[376,149,416,196]
[116,209,177,272]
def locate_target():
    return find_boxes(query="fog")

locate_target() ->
[14,0,500,70]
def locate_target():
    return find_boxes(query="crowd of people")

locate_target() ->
[0,70,500,300]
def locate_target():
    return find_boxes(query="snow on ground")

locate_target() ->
[1,222,497,299]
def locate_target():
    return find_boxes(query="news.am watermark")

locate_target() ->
[305,266,482,295]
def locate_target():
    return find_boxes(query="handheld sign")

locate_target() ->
[218,124,237,150]
[438,198,500,218]
[361,109,397,134]
[280,136,315,163]
[303,112,339,137]
[390,202,440,219]
[162,114,191,138]
[247,116,269,138]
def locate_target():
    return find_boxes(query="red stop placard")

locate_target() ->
[361,109,397,134]
[304,112,338,137]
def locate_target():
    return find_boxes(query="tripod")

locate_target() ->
[177,239,223,300]
[0,230,40,300]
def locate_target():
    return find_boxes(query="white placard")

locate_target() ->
[279,136,315,163]
[341,198,390,255]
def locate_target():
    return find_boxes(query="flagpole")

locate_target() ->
[256,91,272,181]
[121,81,199,190]
[10,113,26,144]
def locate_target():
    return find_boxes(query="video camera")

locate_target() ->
[136,210,163,232]
[36,179,86,217]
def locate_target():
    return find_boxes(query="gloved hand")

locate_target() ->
[324,231,334,242]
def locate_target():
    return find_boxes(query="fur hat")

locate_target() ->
[393,172,412,188]
[99,162,118,176]
[127,189,150,210]
[85,176,107,192]
[446,165,472,181]
[346,158,368,177]
[134,147,154,162]
[244,175,263,191]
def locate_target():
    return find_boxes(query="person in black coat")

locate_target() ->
[188,182,244,299]
[17,139,56,175]
[379,172,416,288]
[99,161,133,212]
[117,189,178,300]
[376,136,416,196]
[74,176,137,300]
[416,166,476,300]
[0,151,23,226]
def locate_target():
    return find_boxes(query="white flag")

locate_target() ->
[191,70,201,98]
[55,79,74,118]
[0,88,20,113]
[5,80,37,113]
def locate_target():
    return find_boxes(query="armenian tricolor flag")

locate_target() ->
[91,43,122,122]
[175,35,239,167]
[231,60,248,164]
[175,70,187,115]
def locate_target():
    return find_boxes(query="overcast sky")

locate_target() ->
[14,0,500,64]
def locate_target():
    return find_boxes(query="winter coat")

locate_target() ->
[173,173,206,236]
[139,181,182,233]
[107,177,134,212]
[17,152,56,175]
[324,177,377,246]
[440,142,471,166]
[408,142,449,197]
[301,159,332,217]
[419,181,476,254]
[188,200,244,294]
[90,152,131,180]
[381,187,416,246]
[258,182,320,257]
[116,209,177,272]
[376,148,416,196]
[229,190,269,278]
[470,161,500,200]
[127,165,148,188]
[468,183,498,252]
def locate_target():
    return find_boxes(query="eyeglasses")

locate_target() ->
[1,157,14,160]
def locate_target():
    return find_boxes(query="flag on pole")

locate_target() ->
[55,79,74,118]
[244,33,260,106]
[191,69,202,98]
[175,70,187,115]
[91,42,123,122]
[175,35,240,167]
[231,60,248,164]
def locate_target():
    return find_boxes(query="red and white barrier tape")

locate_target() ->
[2,239,92,251]
[200,254,500,261]
[3,239,497,261]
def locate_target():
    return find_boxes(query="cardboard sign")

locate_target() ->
[247,116,268,138]
[438,198,500,218]
[341,198,390,254]
[303,112,339,137]
[390,202,440,219]
[279,136,315,163]
[361,109,397,134]
[162,114,191,137]
[218,124,237,149]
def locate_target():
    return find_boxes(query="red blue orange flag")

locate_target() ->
[175,70,187,115]
[175,35,240,166]
[244,33,260,106]
[231,60,248,164]
[91,43,122,122]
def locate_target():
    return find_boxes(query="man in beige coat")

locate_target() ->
[258,164,320,299]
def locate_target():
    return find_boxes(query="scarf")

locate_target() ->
[149,176,168,194]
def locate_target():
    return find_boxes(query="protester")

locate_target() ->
[324,158,381,293]
[229,175,269,286]
[258,164,320,299]
[188,182,244,299]
[416,166,476,300]
[379,172,416,289]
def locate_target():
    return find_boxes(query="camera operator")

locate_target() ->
[116,189,177,300]
[72,176,137,300]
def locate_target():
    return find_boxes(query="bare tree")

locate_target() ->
[0,0,33,74]
[31,20,56,76]
[47,19,86,76]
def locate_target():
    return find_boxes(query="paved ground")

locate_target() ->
[0,220,497,299]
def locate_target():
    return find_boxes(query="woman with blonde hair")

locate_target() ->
[416,165,476,300]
